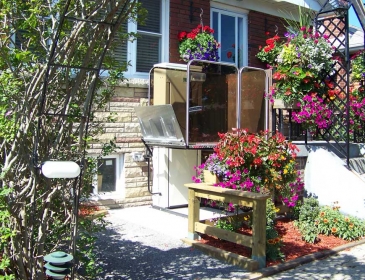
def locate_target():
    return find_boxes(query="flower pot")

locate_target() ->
[203,170,219,184]
[273,99,300,109]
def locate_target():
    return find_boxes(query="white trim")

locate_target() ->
[89,154,125,200]
[211,0,321,19]
[211,7,248,67]
[124,0,168,79]
[211,1,249,14]
[161,0,170,63]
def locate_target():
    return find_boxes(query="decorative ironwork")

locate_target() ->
[315,0,351,166]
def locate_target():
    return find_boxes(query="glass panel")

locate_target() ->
[220,14,236,64]
[136,35,160,72]
[237,17,244,68]
[97,158,116,192]
[138,0,161,33]
[147,62,238,148]
[188,61,238,145]
[240,69,266,133]
[134,104,185,147]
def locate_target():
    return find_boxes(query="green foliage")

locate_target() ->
[266,199,277,227]
[76,216,110,278]
[316,203,365,241]
[0,0,144,278]
[0,186,15,278]
[288,199,302,220]
[265,199,284,261]
[214,219,235,232]
[294,199,365,243]
[266,226,285,262]
[294,196,320,243]
[351,50,365,82]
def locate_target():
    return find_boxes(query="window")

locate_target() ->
[211,8,248,68]
[93,155,124,197]
[97,158,117,192]
[119,0,169,79]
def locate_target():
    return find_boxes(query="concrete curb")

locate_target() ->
[183,236,365,279]
[248,238,365,279]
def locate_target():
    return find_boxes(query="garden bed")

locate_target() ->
[197,217,356,267]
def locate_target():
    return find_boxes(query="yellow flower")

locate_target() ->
[345,217,349,222]
[331,227,337,233]
[320,212,325,217]
[244,215,250,221]
[349,223,354,229]
[275,207,280,213]
[323,219,328,223]
[283,169,288,174]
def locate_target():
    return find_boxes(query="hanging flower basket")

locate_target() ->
[178,24,220,62]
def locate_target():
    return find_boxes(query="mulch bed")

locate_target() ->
[198,218,350,267]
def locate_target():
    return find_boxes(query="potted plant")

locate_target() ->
[193,129,304,208]
[178,24,220,62]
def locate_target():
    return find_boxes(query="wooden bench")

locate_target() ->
[184,183,270,270]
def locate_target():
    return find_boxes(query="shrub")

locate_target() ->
[265,199,284,261]
[294,197,320,243]
[316,202,365,241]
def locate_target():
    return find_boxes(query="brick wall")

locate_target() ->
[169,0,211,63]
[248,11,287,68]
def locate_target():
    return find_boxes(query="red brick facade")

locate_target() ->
[169,0,211,63]
[248,11,286,68]
[169,2,286,69]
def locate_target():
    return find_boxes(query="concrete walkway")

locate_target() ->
[94,206,365,280]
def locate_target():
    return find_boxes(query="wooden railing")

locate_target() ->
[184,183,270,270]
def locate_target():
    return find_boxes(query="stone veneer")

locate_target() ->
[89,82,152,208]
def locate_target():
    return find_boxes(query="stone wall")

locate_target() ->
[89,83,152,208]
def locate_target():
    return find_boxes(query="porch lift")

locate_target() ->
[135,60,269,209]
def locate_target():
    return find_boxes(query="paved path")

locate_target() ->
[94,206,365,280]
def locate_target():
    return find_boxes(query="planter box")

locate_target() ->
[273,99,300,109]
[203,170,219,184]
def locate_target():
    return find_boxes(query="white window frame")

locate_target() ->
[211,5,248,67]
[90,154,125,200]
[124,0,169,80]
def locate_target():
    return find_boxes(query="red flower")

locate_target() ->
[178,31,187,41]
[253,157,262,166]
[187,32,196,39]
[264,44,274,53]
[227,51,232,59]
[203,25,214,33]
